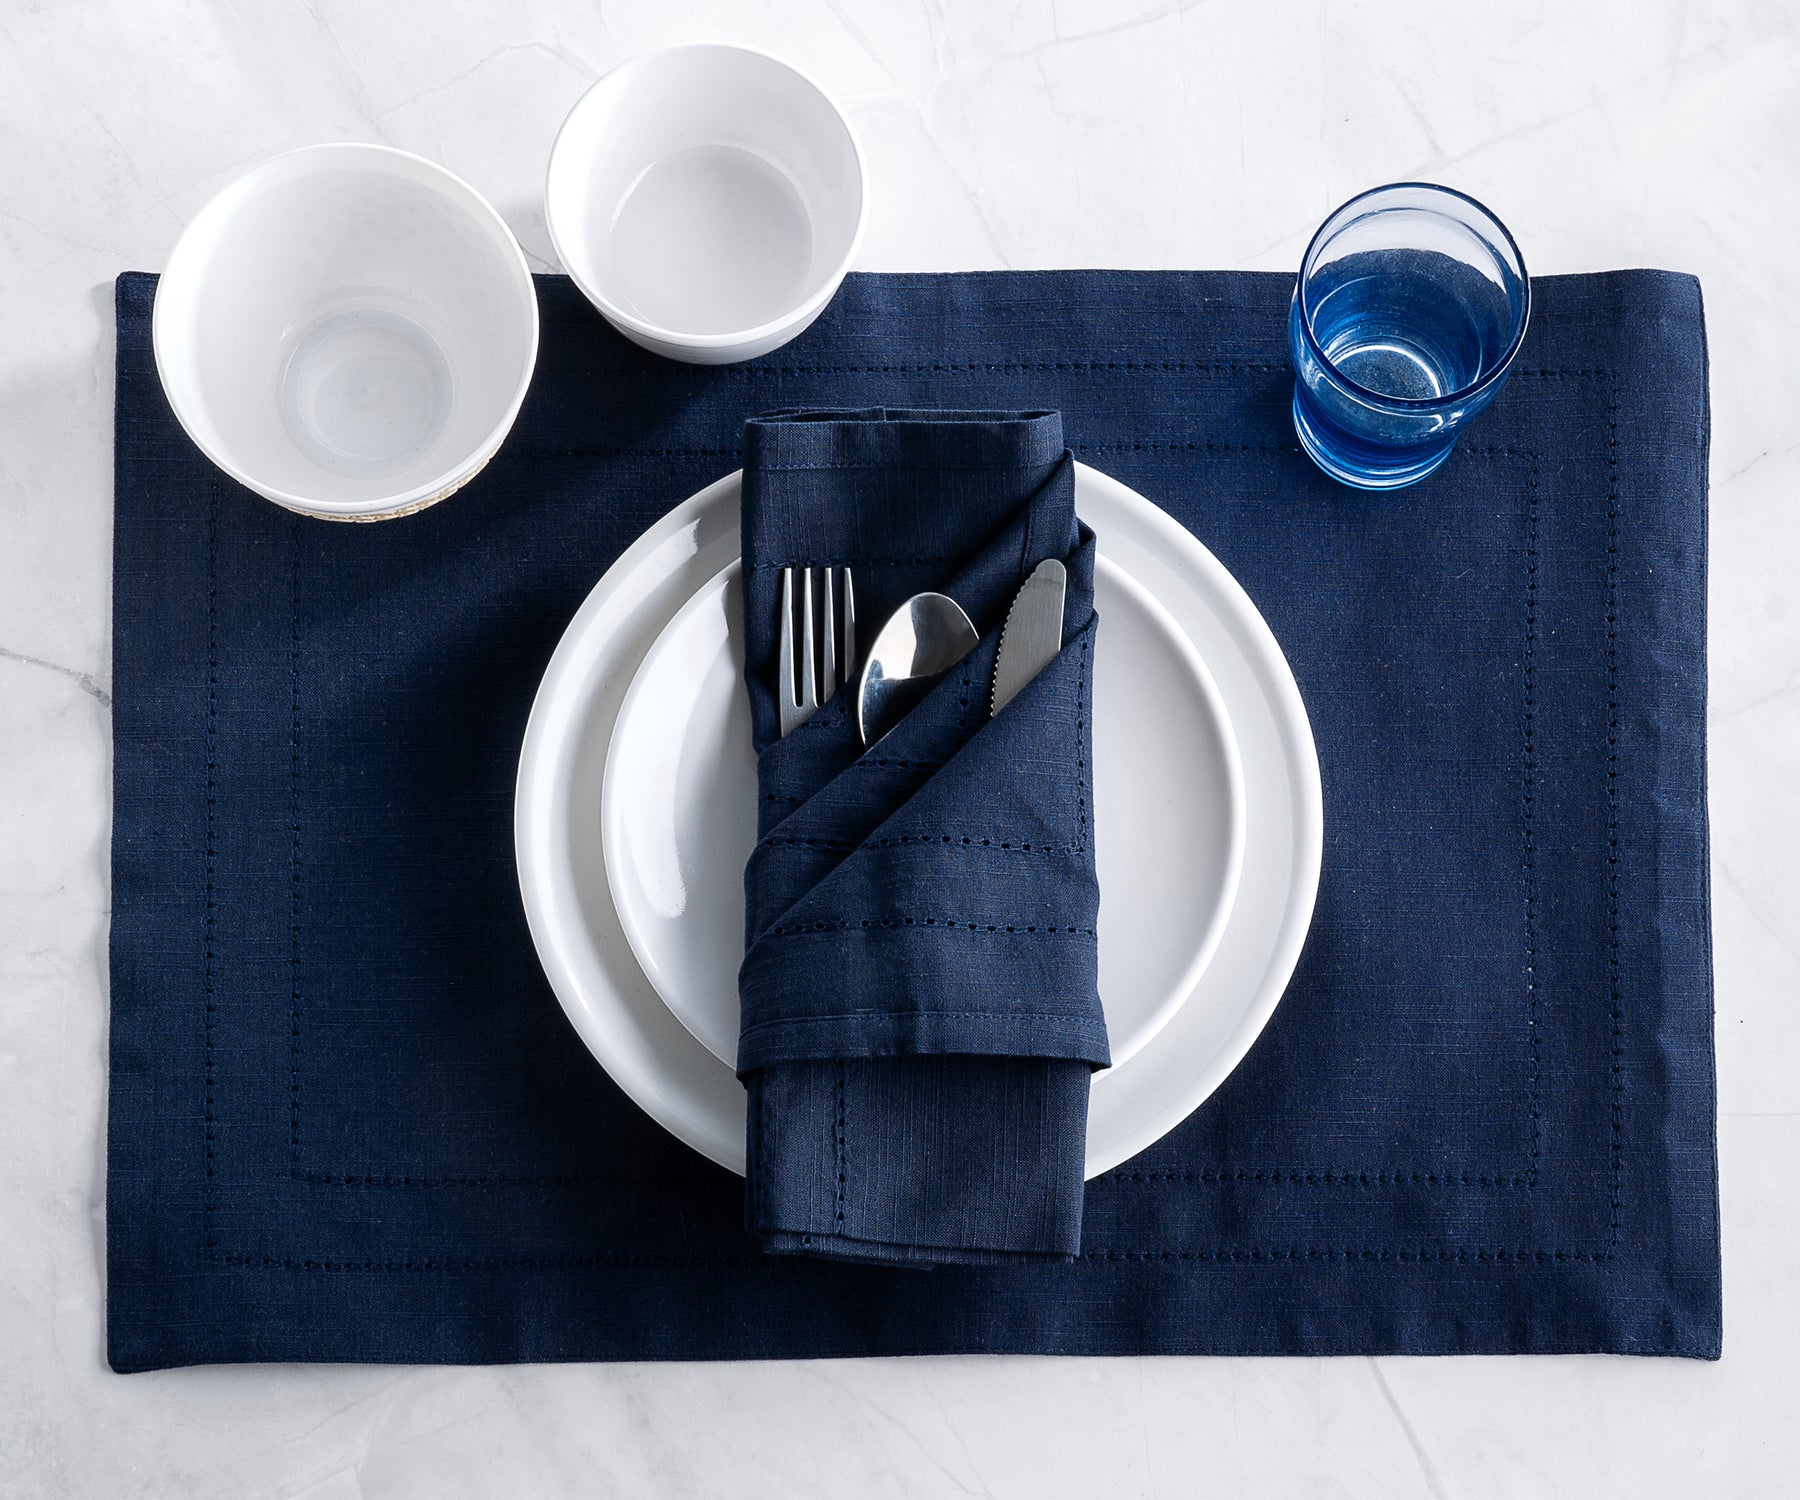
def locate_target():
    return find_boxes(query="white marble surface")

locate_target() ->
[1,0,1794,1493]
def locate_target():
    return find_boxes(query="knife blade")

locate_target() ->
[990,557,1066,718]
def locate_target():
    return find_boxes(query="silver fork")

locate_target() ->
[777,566,856,737]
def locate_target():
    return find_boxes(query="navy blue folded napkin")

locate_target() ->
[736,409,1106,1265]
[108,269,1719,1369]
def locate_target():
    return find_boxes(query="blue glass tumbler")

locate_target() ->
[1289,183,1530,490]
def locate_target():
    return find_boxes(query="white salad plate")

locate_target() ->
[604,553,1245,1071]
[515,464,1323,1177]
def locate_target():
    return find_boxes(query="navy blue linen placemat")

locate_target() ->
[107,268,1719,1369]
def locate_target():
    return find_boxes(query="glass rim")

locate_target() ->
[1295,181,1532,412]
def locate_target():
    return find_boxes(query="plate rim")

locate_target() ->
[516,462,1322,1178]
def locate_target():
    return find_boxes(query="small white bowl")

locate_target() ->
[545,45,867,365]
[153,143,539,521]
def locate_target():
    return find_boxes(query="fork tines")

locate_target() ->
[777,565,856,737]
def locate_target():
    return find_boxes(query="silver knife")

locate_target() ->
[990,557,1066,717]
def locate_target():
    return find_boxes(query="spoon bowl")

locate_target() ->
[856,592,979,745]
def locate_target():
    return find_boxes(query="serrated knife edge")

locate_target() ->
[990,557,1066,717]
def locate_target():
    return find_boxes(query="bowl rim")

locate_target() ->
[151,141,540,519]
[1293,179,1531,413]
[543,42,869,353]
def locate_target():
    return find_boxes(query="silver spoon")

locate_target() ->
[855,592,979,746]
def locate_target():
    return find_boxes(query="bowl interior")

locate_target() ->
[155,147,536,513]
[548,47,863,340]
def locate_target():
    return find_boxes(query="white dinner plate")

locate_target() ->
[604,552,1246,1070]
[515,464,1323,1178]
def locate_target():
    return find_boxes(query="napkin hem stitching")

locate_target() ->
[1524,450,1542,1185]
[1107,1169,1529,1189]
[1605,371,1623,1251]
[834,1064,848,1232]
[743,1008,1107,1032]
[202,478,219,1258]
[759,919,1097,939]
[287,527,302,1175]
[753,834,1085,856]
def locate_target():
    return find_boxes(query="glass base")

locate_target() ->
[1291,394,1455,492]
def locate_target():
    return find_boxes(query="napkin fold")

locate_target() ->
[738,409,1107,1266]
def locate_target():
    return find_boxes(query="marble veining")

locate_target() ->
[2,1,1794,1494]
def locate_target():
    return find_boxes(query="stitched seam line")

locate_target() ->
[282,443,1548,1201]
[1079,440,1303,456]
[1105,1170,1530,1187]
[265,444,1554,1211]
[1102,418,1624,1247]
[1606,372,1623,1252]
[1524,451,1541,1186]
[527,444,739,458]
[748,1073,763,1231]
[529,436,1585,464]
[834,1064,848,1233]
[1077,632,1089,845]
[288,526,301,1171]
[202,481,218,1253]
[1108,442,1546,1195]
[227,377,1620,1266]
[761,918,1096,939]
[532,360,1605,383]
[200,1245,1619,1269]
[741,1008,1109,1033]
[755,833,1083,855]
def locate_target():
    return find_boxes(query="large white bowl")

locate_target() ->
[153,143,539,521]
[545,45,867,365]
